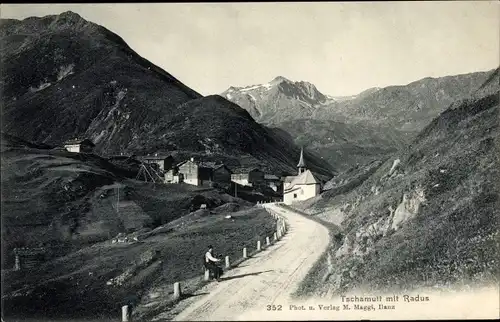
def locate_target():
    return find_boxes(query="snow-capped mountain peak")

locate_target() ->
[222,76,327,104]
[269,75,291,85]
[221,76,331,123]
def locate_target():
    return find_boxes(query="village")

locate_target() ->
[62,138,322,205]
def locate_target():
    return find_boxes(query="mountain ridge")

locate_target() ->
[221,69,495,170]
[222,69,495,127]
[0,11,334,177]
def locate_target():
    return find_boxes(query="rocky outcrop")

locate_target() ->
[391,186,426,231]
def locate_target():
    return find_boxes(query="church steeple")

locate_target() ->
[297,147,306,174]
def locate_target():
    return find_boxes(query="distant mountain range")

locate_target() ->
[222,71,495,170]
[0,11,333,178]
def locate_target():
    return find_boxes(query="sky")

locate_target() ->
[1,2,499,96]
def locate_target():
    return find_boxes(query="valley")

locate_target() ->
[222,71,495,170]
[291,68,500,297]
[1,7,498,322]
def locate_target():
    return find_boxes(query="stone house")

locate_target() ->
[231,168,265,187]
[138,154,175,173]
[63,138,95,153]
[178,159,213,186]
[164,165,183,184]
[165,158,230,186]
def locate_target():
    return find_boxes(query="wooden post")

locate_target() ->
[257,240,261,251]
[274,232,278,241]
[225,256,230,268]
[266,236,270,246]
[122,305,130,322]
[173,282,181,300]
[243,247,247,258]
[204,269,210,281]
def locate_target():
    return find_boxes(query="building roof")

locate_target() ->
[198,161,218,169]
[284,169,319,192]
[64,138,95,146]
[297,147,306,168]
[175,159,228,170]
[264,174,280,180]
[175,160,189,167]
[176,159,201,167]
[138,155,173,161]
[213,164,232,172]
[232,167,261,174]
[284,186,302,194]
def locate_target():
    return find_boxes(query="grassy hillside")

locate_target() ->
[1,134,278,319]
[0,133,244,258]
[278,118,407,171]
[293,68,500,296]
[0,12,334,177]
[2,206,276,320]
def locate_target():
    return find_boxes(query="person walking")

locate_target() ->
[204,245,223,282]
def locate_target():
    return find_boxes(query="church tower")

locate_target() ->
[297,147,306,175]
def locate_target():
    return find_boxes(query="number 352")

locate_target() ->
[266,305,282,311]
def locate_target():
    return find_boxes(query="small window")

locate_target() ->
[294,194,297,198]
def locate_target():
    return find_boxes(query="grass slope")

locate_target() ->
[294,68,500,296]
[1,134,276,319]
[2,207,276,320]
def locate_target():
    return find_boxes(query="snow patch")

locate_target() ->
[239,83,273,92]
[57,64,75,81]
[30,81,51,92]
[247,93,256,102]
[240,85,262,92]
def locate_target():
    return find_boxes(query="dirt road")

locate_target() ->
[168,203,330,321]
